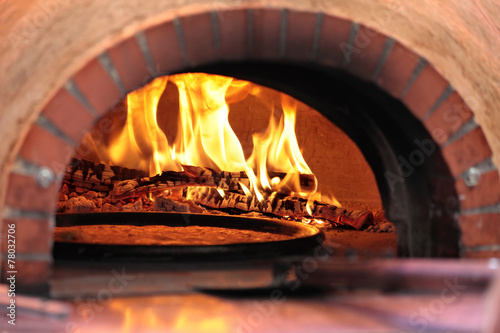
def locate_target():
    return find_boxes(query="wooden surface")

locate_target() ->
[11,291,486,332]
[483,268,500,333]
[47,258,495,332]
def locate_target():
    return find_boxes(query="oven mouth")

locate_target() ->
[53,68,401,266]
[54,69,394,266]
[54,61,458,260]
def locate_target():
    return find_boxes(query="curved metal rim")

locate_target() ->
[54,212,324,262]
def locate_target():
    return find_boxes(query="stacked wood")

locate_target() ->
[63,158,148,193]
[63,158,317,199]
[59,158,374,230]
[184,187,373,230]
[108,166,316,200]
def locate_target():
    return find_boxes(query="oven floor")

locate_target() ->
[322,229,397,258]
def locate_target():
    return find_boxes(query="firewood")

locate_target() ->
[184,187,373,230]
[60,158,372,229]
[110,166,317,200]
[63,158,148,193]
[62,158,317,200]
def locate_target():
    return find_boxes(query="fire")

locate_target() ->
[173,74,248,172]
[246,93,317,197]
[108,77,175,174]
[83,73,331,204]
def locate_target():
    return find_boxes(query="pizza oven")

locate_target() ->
[0,1,499,332]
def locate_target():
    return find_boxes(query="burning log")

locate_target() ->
[62,158,317,200]
[184,187,373,230]
[110,166,316,200]
[60,158,373,230]
[63,158,148,193]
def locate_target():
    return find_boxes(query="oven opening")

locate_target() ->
[52,62,459,263]
[53,69,394,262]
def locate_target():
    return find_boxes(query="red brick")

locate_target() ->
[5,173,59,213]
[2,259,51,295]
[41,88,95,144]
[19,124,75,170]
[403,65,449,119]
[459,214,500,248]
[252,9,281,59]
[317,15,351,67]
[441,127,492,176]
[1,218,53,254]
[108,37,149,92]
[456,171,500,210]
[462,250,500,259]
[285,11,316,61]
[182,13,218,67]
[425,92,473,145]
[145,21,185,74]
[217,10,247,60]
[375,42,420,98]
[72,57,122,115]
[345,25,387,81]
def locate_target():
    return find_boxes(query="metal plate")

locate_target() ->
[54,212,324,262]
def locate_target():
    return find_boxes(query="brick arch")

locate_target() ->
[2,9,499,293]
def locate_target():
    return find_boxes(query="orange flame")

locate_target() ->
[173,74,248,171]
[107,76,177,175]
[85,73,329,202]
